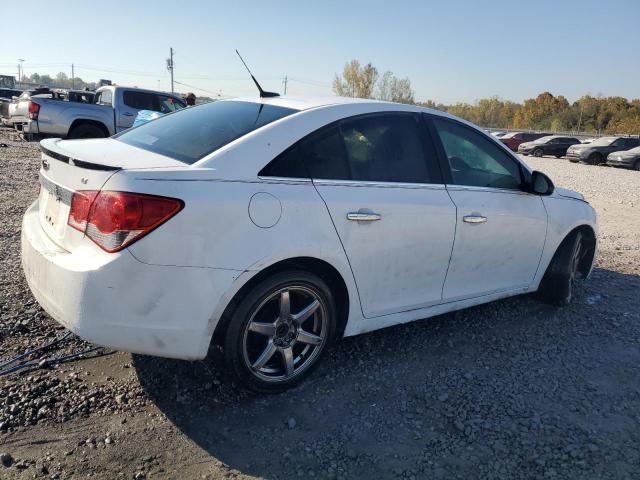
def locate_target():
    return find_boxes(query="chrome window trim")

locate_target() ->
[445,184,531,196]
[256,176,313,185]
[311,178,446,190]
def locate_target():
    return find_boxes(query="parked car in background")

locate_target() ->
[566,136,640,164]
[500,131,550,152]
[4,88,51,127]
[22,97,597,392]
[0,88,23,126]
[490,131,507,138]
[21,85,186,138]
[518,136,581,157]
[605,146,640,170]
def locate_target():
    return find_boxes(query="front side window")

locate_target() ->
[116,101,297,164]
[158,95,185,113]
[432,117,523,190]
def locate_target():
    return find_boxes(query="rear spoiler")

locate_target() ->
[40,143,120,172]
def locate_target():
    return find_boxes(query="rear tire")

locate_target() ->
[224,270,336,393]
[634,160,640,171]
[68,124,106,139]
[536,231,584,305]
[555,154,562,158]
[533,148,543,157]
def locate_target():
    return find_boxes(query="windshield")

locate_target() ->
[534,136,554,143]
[116,100,297,164]
[625,146,640,154]
[590,136,617,146]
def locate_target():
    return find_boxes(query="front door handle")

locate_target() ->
[122,112,134,117]
[347,211,382,222]
[463,214,487,224]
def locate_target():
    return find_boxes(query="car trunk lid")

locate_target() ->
[37,138,187,252]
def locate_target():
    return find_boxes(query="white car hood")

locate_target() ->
[555,187,585,201]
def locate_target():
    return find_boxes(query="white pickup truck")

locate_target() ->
[22,85,186,138]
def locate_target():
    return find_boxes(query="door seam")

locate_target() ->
[310,179,367,318]
[441,185,458,300]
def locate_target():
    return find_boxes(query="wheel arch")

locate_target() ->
[67,119,109,138]
[547,224,597,279]
[211,256,351,348]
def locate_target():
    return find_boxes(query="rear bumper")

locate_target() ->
[21,200,243,360]
[22,120,39,135]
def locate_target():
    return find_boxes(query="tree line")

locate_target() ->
[334,60,640,135]
[24,72,97,91]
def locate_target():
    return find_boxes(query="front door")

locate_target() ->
[429,115,547,301]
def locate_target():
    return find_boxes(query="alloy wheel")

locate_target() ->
[242,286,328,383]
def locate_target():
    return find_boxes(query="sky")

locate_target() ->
[2,0,639,104]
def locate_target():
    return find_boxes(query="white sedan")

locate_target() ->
[21,97,597,392]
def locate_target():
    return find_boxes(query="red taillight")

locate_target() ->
[68,190,98,232]
[67,191,183,252]
[28,101,40,120]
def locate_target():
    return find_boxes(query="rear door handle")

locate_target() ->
[347,212,381,222]
[463,214,487,224]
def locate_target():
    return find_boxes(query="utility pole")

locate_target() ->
[576,101,584,135]
[283,75,288,95]
[166,48,174,94]
[71,63,75,89]
[17,59,25,82]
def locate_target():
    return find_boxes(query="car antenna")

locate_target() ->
[235,49,280,98]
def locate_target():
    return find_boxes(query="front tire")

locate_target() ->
[533,148,543,157]
[224,271,336,393]
[587,152,603,165]
[537,231,584,305]
[634,160,640,171]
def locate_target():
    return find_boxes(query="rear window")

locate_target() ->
[115,101,297,164]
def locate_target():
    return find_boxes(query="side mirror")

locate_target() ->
[530,170,554,196]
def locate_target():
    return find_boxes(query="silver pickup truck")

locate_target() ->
[22,85,186,138]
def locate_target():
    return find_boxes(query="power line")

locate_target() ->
[173,80,237,98]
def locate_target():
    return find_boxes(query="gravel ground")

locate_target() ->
[1,127,639,480]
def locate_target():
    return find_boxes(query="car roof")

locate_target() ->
[231,95,406,112]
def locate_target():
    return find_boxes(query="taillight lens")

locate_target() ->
[68,191,183,252]
[68,190,98,231]
[28,101,40,120]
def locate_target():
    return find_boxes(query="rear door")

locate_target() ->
[118,90,156,130]
[291,113,456,317]
[428,115,547,301]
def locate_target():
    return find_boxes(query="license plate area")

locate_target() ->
[39,174,73,242]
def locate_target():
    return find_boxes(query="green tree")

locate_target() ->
[333,60,378,98]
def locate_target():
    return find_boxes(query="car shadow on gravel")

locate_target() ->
[133,267,640,479]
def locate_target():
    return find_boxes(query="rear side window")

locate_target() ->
[116,101,297,164]
[261,113,437,184]
[432,117,523,190]
[340,115,432,183]
[96,89,112,106]
[123,91,155,110]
